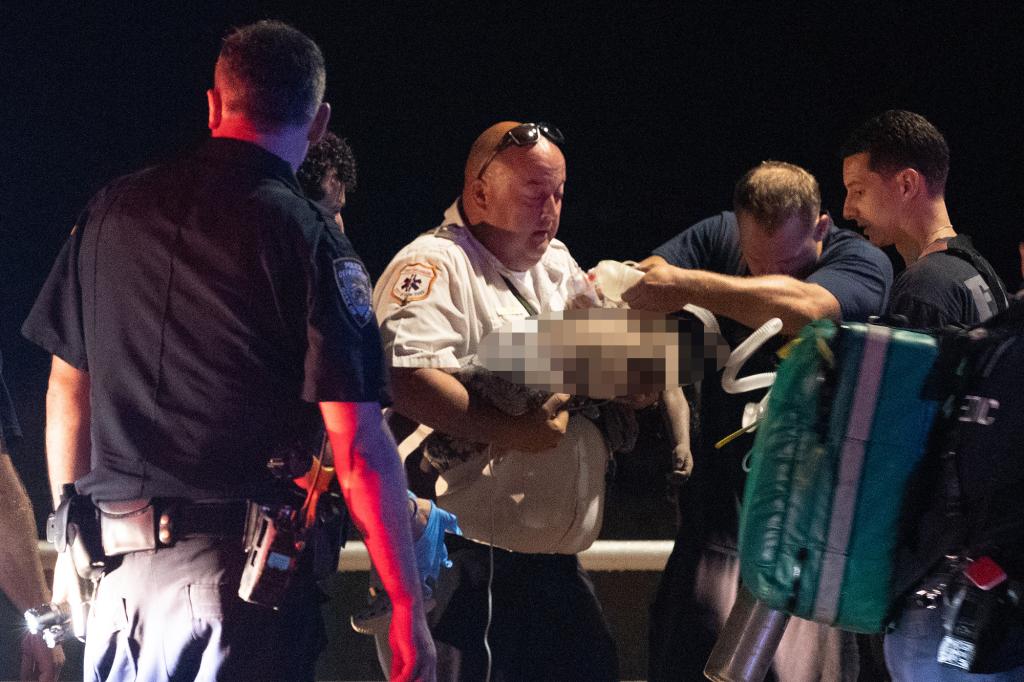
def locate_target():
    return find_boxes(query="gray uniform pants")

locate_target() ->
[83,536,325,682]
[650,541,860,681]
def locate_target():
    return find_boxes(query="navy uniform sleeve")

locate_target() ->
[807,229,892,322]
[301,228,389,405]
[21,216,90,371]
[651,212,742,272]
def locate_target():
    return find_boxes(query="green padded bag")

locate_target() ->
[738,320,939,633]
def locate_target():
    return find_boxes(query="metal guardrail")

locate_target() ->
[38,539,673,572]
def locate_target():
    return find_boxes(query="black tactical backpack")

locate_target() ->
[893,294,1024,601]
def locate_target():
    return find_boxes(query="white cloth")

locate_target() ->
[373,201,609,554]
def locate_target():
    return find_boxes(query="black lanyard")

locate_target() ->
[499,274,539,316]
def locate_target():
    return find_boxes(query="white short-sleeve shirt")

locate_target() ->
[374,200,589,369]
[372,201,608,554]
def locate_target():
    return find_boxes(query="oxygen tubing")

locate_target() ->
[721,317,783,394]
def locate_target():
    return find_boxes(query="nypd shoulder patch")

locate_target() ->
[333,257,374,327]
[390,262,437,304]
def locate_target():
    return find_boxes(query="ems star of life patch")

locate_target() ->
[391,262,437,304]
[333,257,374,327]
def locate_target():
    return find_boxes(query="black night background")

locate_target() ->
[1,3,1022,677]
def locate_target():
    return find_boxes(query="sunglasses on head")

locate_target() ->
[476,122,565,179]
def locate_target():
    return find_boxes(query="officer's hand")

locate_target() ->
[20,633,64,682]
[621,263,691,312]
[389,600,436,682]
[501,393,571,452]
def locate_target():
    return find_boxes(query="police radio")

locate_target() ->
[238,502,305,608]
[239,434,345,608]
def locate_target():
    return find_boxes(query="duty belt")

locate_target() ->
[97,498,248,556]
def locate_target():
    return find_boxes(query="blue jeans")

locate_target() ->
[884,605,1024,681]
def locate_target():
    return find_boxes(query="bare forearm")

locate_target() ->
[45,357,91,507]
[0,455,49,611]
[626,263,833,334]
[629,260,841,334]
[390,367,516,445]
[321,402,421,607]
[661,386,690,447]
[683,271,839,334]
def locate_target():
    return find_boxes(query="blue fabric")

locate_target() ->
[410,490,462,596]
[884,606,1024,681]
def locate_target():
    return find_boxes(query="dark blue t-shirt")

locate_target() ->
[887,236,1008,330]
[651,210,892,547]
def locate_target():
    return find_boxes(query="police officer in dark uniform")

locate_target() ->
[22,20,434,682]
[841,110,1015,681]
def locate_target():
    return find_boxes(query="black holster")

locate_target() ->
[307,491,349,581]
[46,484,109,581]
[237,491,349,609]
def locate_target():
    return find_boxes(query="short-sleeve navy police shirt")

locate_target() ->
[22,139,388,501]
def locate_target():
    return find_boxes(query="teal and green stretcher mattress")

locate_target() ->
[738,320,939,633]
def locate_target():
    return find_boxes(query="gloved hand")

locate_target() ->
[409,491,461,599]
[352,493,461,636]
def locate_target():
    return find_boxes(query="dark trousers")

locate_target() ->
[430,535,618,682]
[648,535,860,682]
[83,536,325,682]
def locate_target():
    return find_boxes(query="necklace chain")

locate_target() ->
[918,225,955,260]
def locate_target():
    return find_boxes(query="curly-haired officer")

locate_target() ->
[297,131,358,232]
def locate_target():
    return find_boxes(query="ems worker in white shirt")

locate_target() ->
[373,122,619,681]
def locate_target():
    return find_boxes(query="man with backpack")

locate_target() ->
[841,110,1019,679]
[880,293,1024,680]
